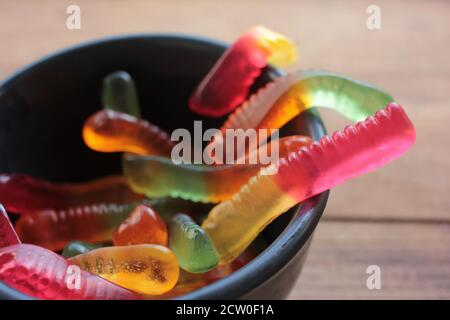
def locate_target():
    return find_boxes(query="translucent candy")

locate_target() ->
[227,70,393,127]
[112,205,168,246]
[102,70,141,117]
[123,135,311,203]
[169,214,219,273]
[0,244,139,300]
[15,203,137,251]
[0,174,141,214]
[202,103,416,263]
[0,204,20,248]
[82,110,174,156]
[69,244,179,295]
[189,25,297,117]
[217,70,394,152]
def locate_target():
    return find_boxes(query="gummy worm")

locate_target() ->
[0,174,142,214]
[0,204,20,248]
[122,135,312,203]
[169,213,219,273]
[0,244,140,300]
[218,70,394,151]
[102,70,141,117]
[112,204,168,246]
[15,202,138,251]
[189,25,297,117]
[69,244,179,295]
[82,110,174,156]
[209,70,394,163]
[202,103,415,263]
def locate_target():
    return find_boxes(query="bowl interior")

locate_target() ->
[0,34,327,299]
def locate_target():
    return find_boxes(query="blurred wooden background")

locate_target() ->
[0,0,449,299]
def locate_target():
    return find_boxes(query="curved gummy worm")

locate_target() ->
[220,70,394,144]
[189,25,297,117]
[202,103,416,263]
[15,202,138,251]
[102,70,141,117]
[169,213,219,273]
[69,244,179,295]
[226,70,394,127]
[122,135,312,203]
[0,204,20,248]
[82,110,174,156]
[210,70,394,163]
[0,174,141,214]
[112,204,168,246]
[0,244,140,300]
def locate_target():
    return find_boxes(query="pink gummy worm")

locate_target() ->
[275,102,416,200]
[189,33,268,118]
[0,205,20,248]
[0,244,140,300]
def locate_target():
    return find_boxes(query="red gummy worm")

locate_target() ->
[189,26,296,118]
[0,244,140,300]
[275,102,416,200]
[0,174,142,214]
[0,205,20,248]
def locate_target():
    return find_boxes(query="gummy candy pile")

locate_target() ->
[0,26,415,300]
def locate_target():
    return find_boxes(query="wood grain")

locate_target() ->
[289,221,450,299]
[0,0,448,299]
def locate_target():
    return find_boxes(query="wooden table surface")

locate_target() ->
[1,0,449,299]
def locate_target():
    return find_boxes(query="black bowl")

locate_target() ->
[0,34,328,300]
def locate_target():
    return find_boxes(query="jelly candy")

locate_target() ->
[62,241,104,258]
[124,155,258,204]
[224,70,394,129]
[216,70,394,152]
[0,244,139,299]
[102,71,141,117]
[189,25,297,117]
[0,204,20,248]
[69,244,179,295]
[112,205,168,246]
[202,103,416,263]
[82,110,174,156]
[0,174,141,214]
[123,135,311,203]
[15,203,138,251]
[169,213,219,273]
